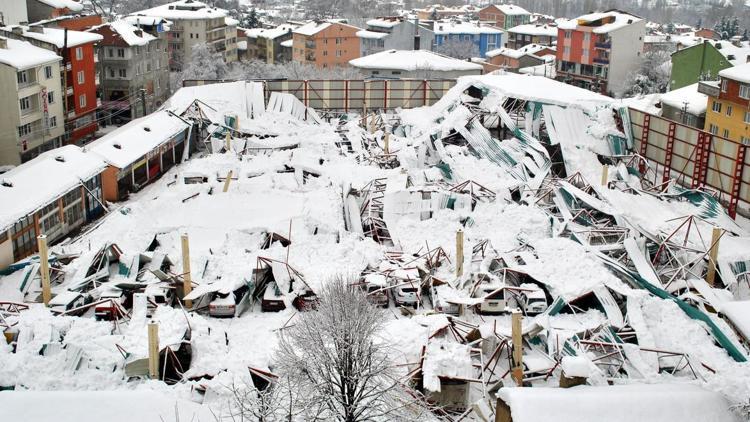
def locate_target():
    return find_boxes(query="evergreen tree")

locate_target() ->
[243,8,260,29]
[742,29,749,42]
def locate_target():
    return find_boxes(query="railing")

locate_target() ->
[593,57,609,65]
[698,81,721,97]
[629,108,749,218]
[594,41,611,49]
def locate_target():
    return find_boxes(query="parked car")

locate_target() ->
[519,287,547,315]
[293,288,319,311]
[261,282,286,312]
[362,274,389,308]
[393,284,420,308]
[49,291,86,316]
[473,285,507,315]
[428,284,459,315]
[95,289,126,320]
[209,292,236,317]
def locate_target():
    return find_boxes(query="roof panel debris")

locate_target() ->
[1,74,750,421]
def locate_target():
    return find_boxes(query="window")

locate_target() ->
[564,46,570,55]
[190,33,193,39]
[723,128,730,138]
[75,47,83,61]
[742,136,750,146]
[582,48,589,57]
[79,94,87,108]
[18,123,32,137]
[77,70,85,85]
[711,101,722,113]
[49,116,57,127]
[322,50,327,56]
[336,50,342,57]
[740,84,750,99]
[392,70,401,75]
[19,96,31,112]
[47,91,54,104]
[583,32,590,42]
[109,68,115,78]
[336,37,341,44]
[564,31,571,39]
[117,48,125,58]
[744,111,750,124]
[721,79,727,92]
[17,70,28,85]
[44,66,53,79]
[107,48,113,58]
[118,69,127,78]
[726,105,732,116]
[708,123,718,135]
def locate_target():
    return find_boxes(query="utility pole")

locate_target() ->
[148,322,159,379]
[37,235,51,306]
[139,88,147,118]
[511,310,523,386]
[456,229,464,277]
[181,233,192,308]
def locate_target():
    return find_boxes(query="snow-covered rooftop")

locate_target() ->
[2,25,102,48]
[122,15,172,27]
[356,30,389,40]
[349,49,483,72]
[0,145,107,233]
[433,21,504,35]
[660,83,708,115]
[507,23,558,37]
[0,36,61,70]
[719,61,750,83]
[293,20,359,37]
[33,0,83,12]
[367,18,401,29]
[258,24,296,39]
[558,10,643,34]
[490,4,530,16]
[486,43,551,59]
[85,111,190,169]
[88,20,156,46]
[133,0,229,21]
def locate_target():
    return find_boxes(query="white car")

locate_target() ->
[473,285,507,315]
[393,285,420,308]
[520,288,548,315]
[429,284,459,315]
[209,292,236,317]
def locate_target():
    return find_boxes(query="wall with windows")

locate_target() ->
[704,79,750,144]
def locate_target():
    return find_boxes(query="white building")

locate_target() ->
[0,0,29,25]
[0,36,65,165]
[130,0,238,71]
[349,49,483,79]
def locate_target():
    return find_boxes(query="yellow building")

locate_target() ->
[703,62,750,145]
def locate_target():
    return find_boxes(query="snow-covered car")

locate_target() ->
[428,284,459,315]
[393,285,419,308]
[361,274,389,308]
[49,291,86,316]
[293,288,319,311]
[261,281,286,312]
[520,288,548,315]
[208,292,236,317]
[473,285,507,315]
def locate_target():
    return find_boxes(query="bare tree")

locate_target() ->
[436,39,480,60]
[274,277,432,422]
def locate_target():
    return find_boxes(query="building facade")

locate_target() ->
[292,21,360,68]
[0,145,106,269]
[506,23,556,49]
[89,20,171,123]
[349,49,483,79]
[433,21,504,58]
[0,36,65,165]
[25,0,83,23]
[703,62,750,144]
[357,18,435,57]
[0,0,29,26]
[670,40,750,90]
[478,4,531,30]
[0,25,102,145]
[556,10,645,95]
[131,0,238,71]
[483,44,553,73]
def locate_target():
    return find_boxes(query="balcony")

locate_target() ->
[594,41,611,49]
[593,57,609,65]
[698,80,720,97]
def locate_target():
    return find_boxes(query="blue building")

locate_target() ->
[433,21,504,58]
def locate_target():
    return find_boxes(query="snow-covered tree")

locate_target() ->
[242,8,261,29]
[274,277,432,422]
[621,50,672,97]
[172,44,230,90]
[436,38,480,60]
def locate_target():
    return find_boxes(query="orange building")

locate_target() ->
[292,21,360,68]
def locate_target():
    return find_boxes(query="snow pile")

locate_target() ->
[422,341,474,392]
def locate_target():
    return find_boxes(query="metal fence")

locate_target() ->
[183,79,458,111]
[628,108,749,218]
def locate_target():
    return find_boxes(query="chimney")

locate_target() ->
[413,17,420,50]
[29,25,44,33]
[11,26,23,35]
[0,37,6,49]
[746,54,750,63]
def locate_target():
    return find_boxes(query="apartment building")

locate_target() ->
[433,21,504,58]
[131,0,238,71]
[415,5,478,21]
[506,23,557,49]
[556,10,645,95]
[0,25,101,146]
[483,44,554,73]
[245,24,296,64]
[0,0,29,26]
[357,17,435,57]
[670,39,750,90]
[702,62,750,144]
[0,36,65,165]
[478,4,531,30]
[88,20,171,122]
[292,21,360,68]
